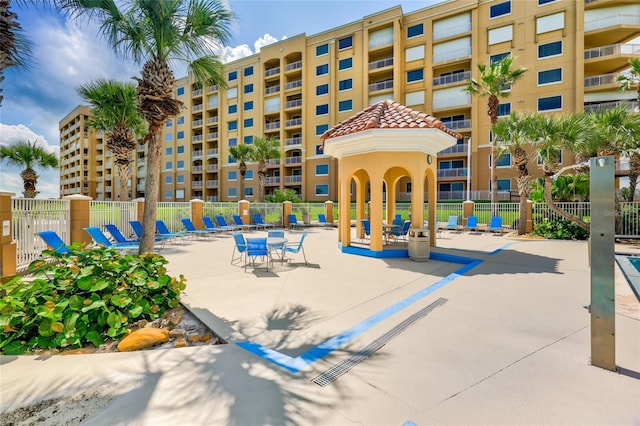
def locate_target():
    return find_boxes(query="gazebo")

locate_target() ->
[321,99,461,257]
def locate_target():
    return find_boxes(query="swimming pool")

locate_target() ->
[616,255,640,301]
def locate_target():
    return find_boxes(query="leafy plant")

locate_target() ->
[532,218,589,240]
[0,245,186,355]
[265,189,301,203]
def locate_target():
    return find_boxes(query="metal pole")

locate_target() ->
[466,137,471,201]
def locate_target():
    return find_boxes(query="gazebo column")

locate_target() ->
[427,175,438,247]
[369,175,384,252]
[339,174,352,246]
[355,179,366,238]
[410,176,425,229]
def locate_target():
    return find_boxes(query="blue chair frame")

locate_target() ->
[84,227,140,251]
[283,232,309,266]
[463,216,479,232]
[231,232,248,264]
[253,213,275,230]
[245,237,272,271]
[37,230,71,254]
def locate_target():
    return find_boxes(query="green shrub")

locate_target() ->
[532,218,589,240]
[0,245,186,355]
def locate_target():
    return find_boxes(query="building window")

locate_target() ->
[407,23,423,38]
[228,171,237,180]
[177,146,184,154]
[165,134,173,142]
[228,104,237,114]
[490,1,511,18]
[338,57,352,70]
[244,118,253,128]
[316,84,329,96]
[165,176,173,184]
[228,71,237,81]
[538,68,562,85]
[316,144,324,155]
[165,120,172,127]
[338,100,352,112]
[177,116,185,125]
[440,160,465,170]
[492,153,511,168]
[228,187,237,197]
[316,124,329,135]
[316,64,329,76]
[316,43,329,56]
[497,103,511,116]
[407,69,424,83]
[496,179,511,191]
[176,189,185,199]
[244,66,253,77]
[538,41,562,59]
[227,87,237,99]
[243,83,253,94]
[228,155,236,164]
[488,24,513,45]
[315,164,329,175]
[315,184,329,196]
[228,138,237,147]
[244,187,254,197]
[536,12,564,35]
[177,160,185,169]
[338,78,352,91]
[165,190,173,198]
[245,170,254,179]
[165,147,173,155]
[316,104,329,115]
[244,135,253,144]
[490,52,511,65]
[228,120,237,131]
[338,36,353,50]
[244,100,253,111]
[177,131,184,139]
[538,0,557,5]
[538,95,562,111]
[176,87,185,96]
[177,175,185,184]
[165,161,172,170]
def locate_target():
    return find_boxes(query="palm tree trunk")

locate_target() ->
[626,152,640,201]
[20,168,38,198]
[139,131,161,254]
[258,160,267,202]
[516,175,531,235]
[117,162,130,201]
[544,175,589,231]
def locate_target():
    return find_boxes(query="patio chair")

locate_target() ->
[283,232,309,266]
[360,219,371,241]
[318,214,331,227]
[129,220,173,243]
[84,227,139,251]
[215,215,240,231]
[231,232,247,264]
[233,214,257,231]
[37,230,71,254]
[389,220,411,242]
[445,215,459,231]
[487,216,504,234]
[253,213,275,230]
[105,224,139,243]
[245,237,272,272]
[288,214,305,230]
[463,216,479,233]
[202,216,225,233]
[156,220,189,239]
[267,229,285,238]
[181,218,217,238]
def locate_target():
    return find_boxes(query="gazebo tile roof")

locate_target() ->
[321,99,462,141]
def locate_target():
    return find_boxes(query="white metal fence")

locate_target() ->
[90,201,138,239]
[156,202,191,232]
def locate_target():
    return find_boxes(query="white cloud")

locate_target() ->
[0,124,60,199]
[216,43,255,63]
[254,33,280,52]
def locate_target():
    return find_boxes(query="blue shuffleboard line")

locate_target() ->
[236,253,483,373]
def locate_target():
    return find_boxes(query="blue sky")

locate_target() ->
[0,0,435,198]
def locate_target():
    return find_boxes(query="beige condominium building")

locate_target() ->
[60,0,640,202]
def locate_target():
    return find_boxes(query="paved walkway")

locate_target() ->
[1,228,639,425]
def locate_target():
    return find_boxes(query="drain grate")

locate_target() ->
[312,297,448,387]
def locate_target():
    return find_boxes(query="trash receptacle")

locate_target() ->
[408,228,429,261]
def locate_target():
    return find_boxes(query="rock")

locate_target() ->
[168,313,182,327]
[187,334,212,343]
[117,328,169,352]
[173,338,188,348]
[169,328,186,338]
[62,348,97,355]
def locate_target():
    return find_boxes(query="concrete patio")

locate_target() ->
[1,228,639,425]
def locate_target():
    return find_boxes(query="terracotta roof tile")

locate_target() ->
[320,99,462,141]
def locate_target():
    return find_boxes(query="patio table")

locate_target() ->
[267,237,288,262]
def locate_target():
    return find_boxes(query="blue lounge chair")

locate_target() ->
[233,214,257,231]
[84,227,139,251]
[445,215,459,231]
[318,214,331,227]
[245,237,272,271]
[231,232,247,264]
[360,219,371,241]
[487,216,504,234]
[288,214,305,230]
[463,216,479,232]
[202,216,225,233]
[215,215,240,231]
[389,220,411,241]
[283,232,309,266]
[253,213,275,230]
[181,218,216,238]
[105,224,139,243]
[37,230,71,254]
[156,220,189,239]
[129,220,173,243]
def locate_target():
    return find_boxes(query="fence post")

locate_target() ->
[325,200,334,224]
[283,201,292,228]
[0,191,16,278]
[64,195,92,245]
[238,199,250,224]
[462,200,474,225]
[191,199,204,228]
[526,200,533,233]
[133,198,145,222]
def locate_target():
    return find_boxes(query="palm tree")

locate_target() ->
[60,0,234,253]
[0,139,58,197]
[250,136,281,202]
[617,58,640,201]
[0,0,31,106]
[493,112,535,235]
[228,143,252,200]
[77,78,146,201]
[464,56,527,209]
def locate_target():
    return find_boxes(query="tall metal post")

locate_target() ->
[589,156,616,371]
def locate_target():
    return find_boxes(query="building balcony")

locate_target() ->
[265,66,280,77]
[137,183,145,191]
[265,176,280,185]
[265,85,280,95]
[96,155,103,161]
[205,180,218,188]
[433,46,472,65]
[433,71,471,87]
[433,21,471,41]
[192,181,203,189]
[285,156,302,165]
[444,119,471,131]
[193,134,203,142]
[193,104,203,112]
[584,43,640,74]
[206,85,217,92]
[206,116,218,125]
[206,164,218,172]
[438,143,469,156]
[584,72,620,91]
[266,159,280,167]
[284,137,302,147]
[192,88,203,97]
[105,174,112,180]
[206,132,218,140]
[437,168,468,178]
[284,175,302,184]
[584,14,640,48]
[432,93,472,110]
[137,159,145,166]
[192,165,203,172]
[105,186,112,192]
[369,80,393,92]
[205,196,219,202]
[584,99,638,113]
[137,144,145,152]
[206,148,218,157]
[193,119,203,127]
[368,57,393,71]
[285,60,302,72]
[285,80,302,91]
[265,122,281,131]
[285,99,302,109]
[193,150,203,158]
[285,118,302,128]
